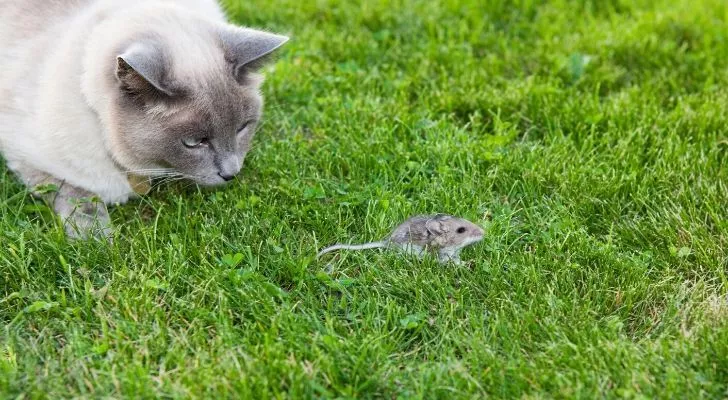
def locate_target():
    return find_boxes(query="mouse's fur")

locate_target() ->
[317,214,485,265]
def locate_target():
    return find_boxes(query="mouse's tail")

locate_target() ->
[317,242,386,258]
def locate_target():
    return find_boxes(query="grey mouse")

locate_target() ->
[317,214,485,265]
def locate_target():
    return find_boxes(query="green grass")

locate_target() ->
[2,0,728,397]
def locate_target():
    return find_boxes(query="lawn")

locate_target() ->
[2,0,728,398]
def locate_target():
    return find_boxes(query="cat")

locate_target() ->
[0,0,288,238]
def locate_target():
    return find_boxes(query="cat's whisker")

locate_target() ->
[154,172,184,178]
[122,168,178,176]
[122,167,174,173]
[151,175,187,188]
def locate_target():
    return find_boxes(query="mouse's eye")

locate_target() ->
[457,227,467,234]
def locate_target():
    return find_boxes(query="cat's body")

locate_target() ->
[0,0,288,237]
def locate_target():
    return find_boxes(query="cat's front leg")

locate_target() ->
[12,162,112,240]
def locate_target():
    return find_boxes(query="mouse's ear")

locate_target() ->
[425,217,450,236]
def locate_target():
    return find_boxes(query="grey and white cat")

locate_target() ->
[0,0,288,238]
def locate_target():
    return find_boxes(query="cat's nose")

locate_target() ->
[218,172,236,182]
[217,156,242,182]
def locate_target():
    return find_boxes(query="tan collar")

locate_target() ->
[127,174,152,195]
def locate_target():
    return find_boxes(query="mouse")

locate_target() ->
[317,214,485,265]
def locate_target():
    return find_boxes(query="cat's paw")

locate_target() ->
[59,198,114,242]
[64,214,113,241]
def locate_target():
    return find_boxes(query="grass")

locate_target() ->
[2,0,728,397]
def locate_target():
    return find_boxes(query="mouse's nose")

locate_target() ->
[218,172,236,182]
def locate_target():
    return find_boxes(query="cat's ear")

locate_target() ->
[219,27,289,84]
[116,42,174,103]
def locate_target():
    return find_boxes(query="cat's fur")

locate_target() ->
[0,0,288,238]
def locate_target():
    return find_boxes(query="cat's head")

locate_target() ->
[110,25,288,186]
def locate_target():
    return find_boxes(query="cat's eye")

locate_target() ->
[183,137,209,148]
[237,120,254,134]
